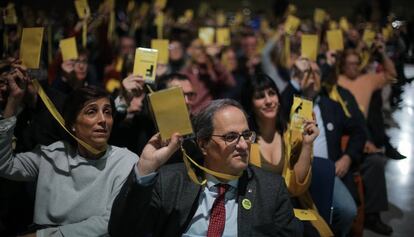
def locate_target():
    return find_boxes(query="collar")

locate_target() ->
[206,174,239,191]
[290,79,301,92]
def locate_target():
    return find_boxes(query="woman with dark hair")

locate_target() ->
[242,74,333,236]
[241,73,319,194]
[0,76,138,236]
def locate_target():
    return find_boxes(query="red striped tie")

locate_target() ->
[207,184,230,237]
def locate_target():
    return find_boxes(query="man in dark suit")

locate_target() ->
[280,58,366,237]
[109,99,302,237]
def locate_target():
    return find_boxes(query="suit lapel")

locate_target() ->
[178,176,203,234]
[237,168,255,237]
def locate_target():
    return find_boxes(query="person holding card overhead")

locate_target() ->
[182,39,235,114]
[281,58,366,237]
[0,71,139,236]
[241,74,333,236]
[52,48,100,95]
[109,99,302,237]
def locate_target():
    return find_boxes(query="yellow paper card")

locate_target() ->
[287,4,297,15]
[285,15,301,35]
[382,26,392,41]
[339,17,349,31]
[216,11,226,26]
[133,47,158,82]
[329,21,338,30]
[249,143,262,168]
[149,87,193,140]
[151,39,169,64]
[327,30,344,51]
[20,27,44,69]
[290,96,313,134]
[4,3,18,25]
[301,34,318,61]
[59,37,78,61]
[155,0,167,9]
[362,29,376,47]
[139,2,150,16]
[216,28,231,46]
[199,27,215,45]
[314,8,326,25]
[184,9,194,22]
[283,36,290,67]
[127,0,135,13]
[74,0,90,19]
[294,209,318,221]
[155,13,164,39]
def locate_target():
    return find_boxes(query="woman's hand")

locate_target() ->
[302,118,319,146]
[137,133,182,176]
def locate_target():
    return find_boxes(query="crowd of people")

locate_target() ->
[1,0,413,236]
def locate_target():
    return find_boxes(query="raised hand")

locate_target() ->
[137,133,182,176]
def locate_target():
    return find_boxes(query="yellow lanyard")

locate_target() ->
[181,146,241,185]
[32,79,104,155]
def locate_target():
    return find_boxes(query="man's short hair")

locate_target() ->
[193,99,247,142]
[156,73,190,90]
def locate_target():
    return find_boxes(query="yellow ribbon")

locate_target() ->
[32,79,104,155]
[181,146,240,185]
[82,21,87,48]
[328,85,351,118]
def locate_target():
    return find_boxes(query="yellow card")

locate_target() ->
[216,28,231,46]
[139,2,150,16]
[249,143,262,168]
[339,17,349,31]
[283,36,290,67]
[290,96,313,133]
[184,9,194,22]
[285,15,301,35]
[314,8,326,25]
[59,37,78,61]
[151,39,169,64]
[294,209,318,221]
[127,0,135,13]
[199,27,215,46]
[155,13,164,39]
[287,4,297,15]
[382,26,392,41]
[20,27,44,69]
[105,0,115,10]
[327,30,344,51]
[329,21,338,30]
[301,34,318,61]
[149,87,193,141]
[4,3,18,25]
[74,0,90,19]
[155,0,167,9]
[362,29,376,47]
[216,11,226,26]
[133,47,158,82]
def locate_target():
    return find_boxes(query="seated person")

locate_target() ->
[109,99,303,236]
[281,58,366,237]
[0,66,138,236]
[241,74,330,236]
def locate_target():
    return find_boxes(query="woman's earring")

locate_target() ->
[72,127,75,132]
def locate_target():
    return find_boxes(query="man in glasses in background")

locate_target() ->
[156,73,197,115]
[109,99,302,237]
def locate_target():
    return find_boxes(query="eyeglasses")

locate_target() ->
[211,130,256,145]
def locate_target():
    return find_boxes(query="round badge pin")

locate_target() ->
[327,122,334,131]
[242,198,252,210]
